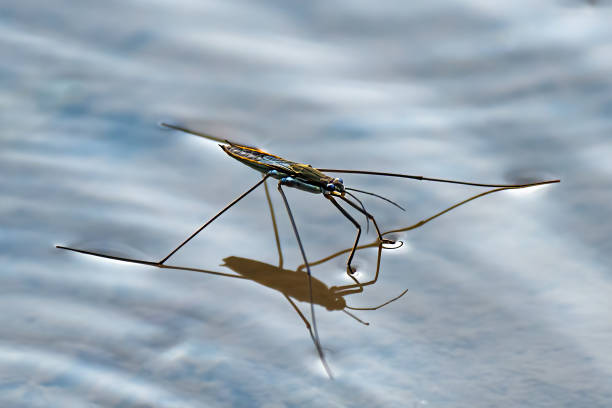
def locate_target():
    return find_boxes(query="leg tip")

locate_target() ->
[382,240,404,250]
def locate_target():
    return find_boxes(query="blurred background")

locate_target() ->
[1,1,611,407]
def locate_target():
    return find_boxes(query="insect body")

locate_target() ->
[218,138,398,277]
[221,143,345,195]
[57,122,560,379]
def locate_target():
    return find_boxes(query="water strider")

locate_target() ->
[57,122,560,378]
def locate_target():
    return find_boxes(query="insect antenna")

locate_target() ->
[345,187,405,211]
[345,288,409,311]
[344,190,370,234]
[342,309,369,326]
[319,169,560,188]
[277,183,333,379]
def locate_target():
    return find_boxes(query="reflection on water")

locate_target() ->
[56,177,555,381]
[3,0,612,406]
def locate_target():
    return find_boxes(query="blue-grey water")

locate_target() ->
[2,1,611,407]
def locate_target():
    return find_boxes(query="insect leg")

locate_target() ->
[283,294,311,330]
[295,240,378,273]
[381,186,521,236]
[340,196,395,246]
[159,175,269,264]
[55,245,251,280]
[332,270,367,297]
[316,169,560,188]
[55,246,161,266]
[277,181,333,379]
[327,196,362,274]
[263,176,283,269]
[344,191,370,234]
[332,242,384,294]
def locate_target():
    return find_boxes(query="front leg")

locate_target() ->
[340,195,395,246]
[326,195,361,274]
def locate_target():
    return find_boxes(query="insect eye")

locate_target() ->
[338,178,343,184]
[326,183,335,191]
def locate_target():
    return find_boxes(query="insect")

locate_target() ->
[57,122,560,378]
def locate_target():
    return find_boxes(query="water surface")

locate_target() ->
[2,1,611,407]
